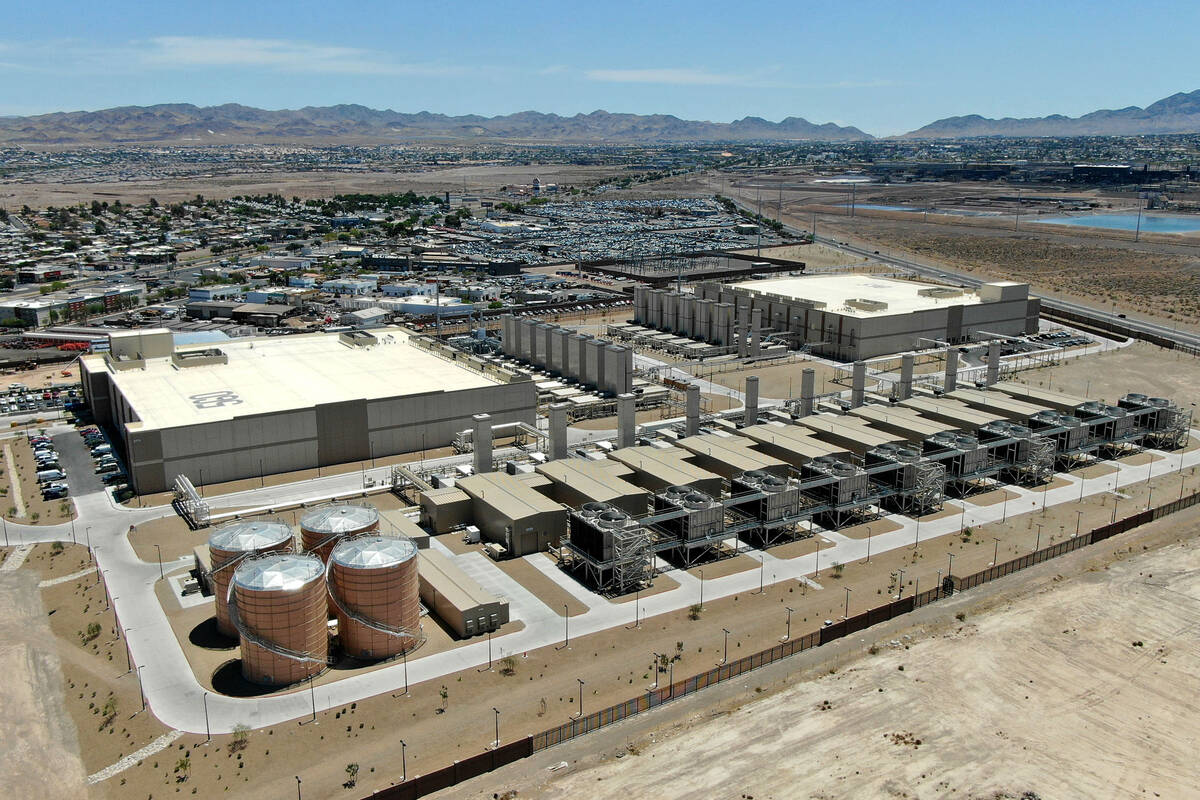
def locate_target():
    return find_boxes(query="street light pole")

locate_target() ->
[947,552,955,578]
[651,652,659,689]
[576,678,585,718]
[865,524,872,563]
[203,692,211,743]
[400,740,407,783]
[844,586,852,619]
[295,776,301,800]
[698,569,705,609]
[720,628,730,666]
[154,544,163,579]
[993,537,1001,566]
[897,568,905,599]
[493,707,500,749]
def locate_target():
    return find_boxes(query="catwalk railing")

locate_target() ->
[363,488,1200,800]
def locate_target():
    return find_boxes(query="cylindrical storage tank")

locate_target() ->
[328,535,421,661]
[231,553,328,687]
[209,519,295,638]
[300,504,379,563]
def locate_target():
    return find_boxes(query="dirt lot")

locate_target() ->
[700,358,846,400]
[0,164,620,208]
[729,242,874,270]
[484,515,1200,800]
[1008,340,1200,402]
[0,571,88,799]
[0,543,175,793]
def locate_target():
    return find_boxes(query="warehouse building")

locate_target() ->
[417,550,509,638]
[80,327,536,494]
[456,471,567,557]
[636,275,1039,360]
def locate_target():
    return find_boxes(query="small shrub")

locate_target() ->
[228,723,249,754]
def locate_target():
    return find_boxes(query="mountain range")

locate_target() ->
[1,90,1199,144]
[902,90,1200,138]
[0,104,871,145]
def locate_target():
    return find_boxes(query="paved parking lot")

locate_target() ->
[50,431,104,496]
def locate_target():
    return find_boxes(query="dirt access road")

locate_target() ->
[454,511,1200,800]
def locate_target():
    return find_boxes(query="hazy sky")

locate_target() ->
[2,0,1197,136]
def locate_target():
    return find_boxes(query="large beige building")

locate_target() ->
[636,275,1039,360]
[81,327,536,494]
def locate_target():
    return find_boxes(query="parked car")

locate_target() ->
[95,462,119,474]
[90,445,112,456]
[36,469,66,483]
[102,472,126,486]
[42,484,69,499]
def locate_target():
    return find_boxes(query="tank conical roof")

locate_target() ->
[301,504,379,534]
[330,535,417,569]
[233,553,324,591]
[209,520,293,552]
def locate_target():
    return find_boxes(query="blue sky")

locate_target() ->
[2,0,1197,136]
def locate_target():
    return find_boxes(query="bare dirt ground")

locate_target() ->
[0,570,88,799]
[1008,340,1200,402]
[701,359,847,400]
[0,164,619,207]
[729,242,874,270]
[456,507,1200,800]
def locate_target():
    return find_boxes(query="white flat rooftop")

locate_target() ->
[728,275,984,318]
[85,327,499,431]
